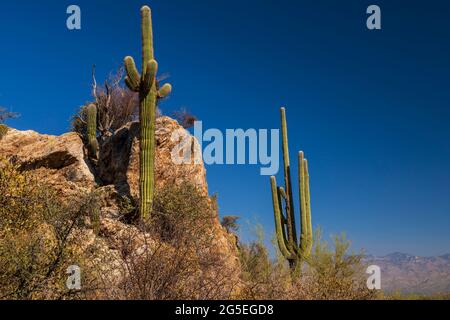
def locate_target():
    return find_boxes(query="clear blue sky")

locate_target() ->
[1,0,449,256]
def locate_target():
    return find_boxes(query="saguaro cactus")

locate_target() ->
[124,6,172,219]
[86,103,99,159]
[270,107,313,269]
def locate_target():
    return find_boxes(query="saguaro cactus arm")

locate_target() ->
[303,158,313,255]
[124,56,141,91]
[143,60,158,93]
[158,83,172,98]
[298,151,308,254]
[271,177,295,260]
[280,107,298,249]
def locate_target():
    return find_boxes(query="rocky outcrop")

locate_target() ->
[98,116,207,199]
[0,117,241,299]
[0,128,95,196]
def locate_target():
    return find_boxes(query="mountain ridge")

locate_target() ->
[365,252,450,294]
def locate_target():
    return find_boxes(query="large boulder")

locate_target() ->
[0,128,95,195]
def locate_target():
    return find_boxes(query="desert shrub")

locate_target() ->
[237,227,378,300]
[0,107,19,124]
[0,160,101,300]
[71,68,139,139]
[380,291,450,300]
[172,108,198,129]
[71,106,89,142]
[149,183,214,243]
[112,183,239,300]
[0,124,8,140]
[291,230,377,300]
[221,216,240,234]
[0,106,18,140]
[238,240,292,300]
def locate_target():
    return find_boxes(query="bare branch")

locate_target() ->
[92,64,98,101]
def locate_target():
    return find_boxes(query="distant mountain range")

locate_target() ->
[366,253,450,294]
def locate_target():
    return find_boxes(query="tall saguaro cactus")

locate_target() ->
[86,103,99,159]
[270,107,313,269]
[124,6,172,219]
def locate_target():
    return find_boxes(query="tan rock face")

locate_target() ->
[0,128,95,195]
[98,116,207,198]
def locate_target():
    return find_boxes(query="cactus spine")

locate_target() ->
[124,6,172,220]
[270,107,313,269]
[86,103,98,159]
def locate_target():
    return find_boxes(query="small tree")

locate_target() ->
[221,215,240,233]
[0,107,19,139]
[0,107,19,124]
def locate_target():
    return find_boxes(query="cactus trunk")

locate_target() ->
[270,107,314,270]
[124,6,172,220]
[86,103,98,159]
[280,108,298,260]
[139,90,157,218]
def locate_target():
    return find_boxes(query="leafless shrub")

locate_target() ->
[172,108,198,129]
[71,67,139,139]
[92,66,139,135]
[0,107,19,124]
[0,107,18,140]
[221,216,240,234]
